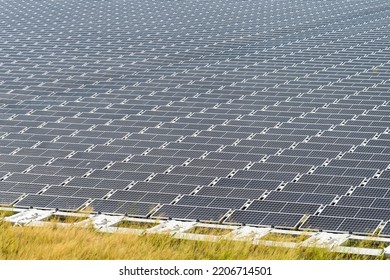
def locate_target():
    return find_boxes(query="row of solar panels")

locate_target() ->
[3,190,390,236]
[3,184,390,209]
[1,169,390,208]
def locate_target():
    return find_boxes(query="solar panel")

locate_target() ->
[247,200,286,212]
[355,208,390,221]
[139,192,179,204]
[3,182,41,193]
[116,201,158,217]
[225,210,269,226]
[43,186,80,197]
[0,192,23,206]
[15,194,87,211]
[88,199,125,214]
[151,205,196,220]
[379,223,390,237]
[281,203,321,215]
[186,207,228,222]
[300,216,345,232]
[260,213,304,229]
[337,218,381,234]
[337,196,375,208]
[1,0,390,235]
[109,190,148,202]
[46,197,88,211]
[320,206,360,218]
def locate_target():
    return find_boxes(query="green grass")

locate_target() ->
[0,210,14,217]
[185,226,233,235]
[260,233,310,243]
[342,239,390,249]
[0,220,385,260]
[114,220,158,229]
[43,215,88,224]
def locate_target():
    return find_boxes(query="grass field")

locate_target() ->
[0,219,384,260]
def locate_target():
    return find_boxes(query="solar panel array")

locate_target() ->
[1,0,390,236]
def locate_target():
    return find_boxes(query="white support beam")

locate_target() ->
[230,226,271,241]
[89,214,124,229]
[301,232,350,248]
[147,220,197,235]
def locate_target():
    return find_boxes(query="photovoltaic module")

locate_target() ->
[1,0,390,236]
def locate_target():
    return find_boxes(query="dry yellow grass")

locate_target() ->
[0,219,383,260]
